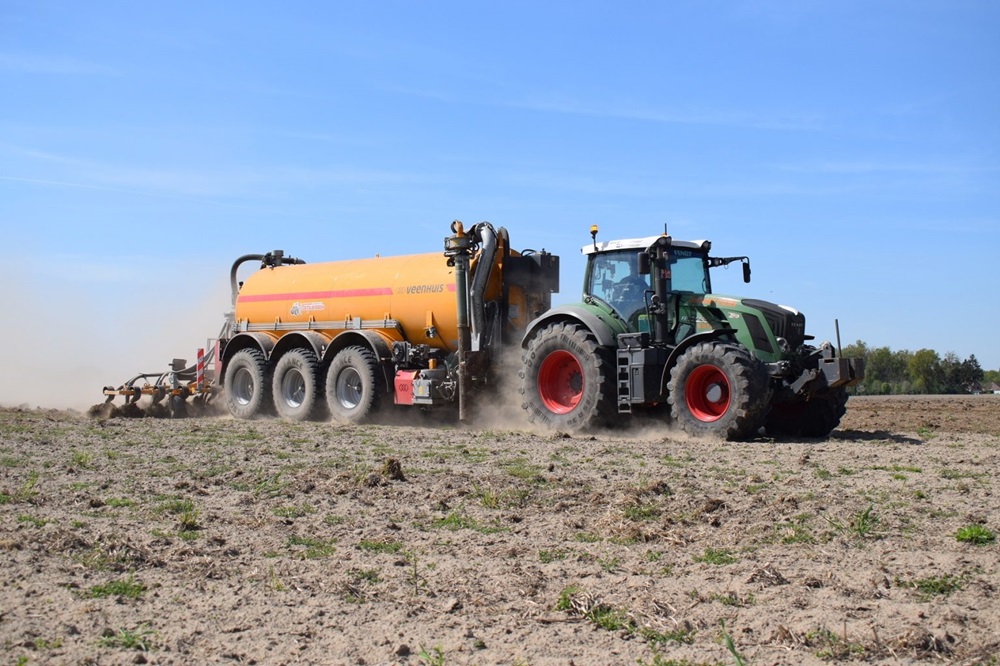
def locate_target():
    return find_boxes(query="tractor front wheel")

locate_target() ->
[667,341,770,440]
[519,322,615,431]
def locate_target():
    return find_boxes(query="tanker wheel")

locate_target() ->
[765,387,848,438]
[224,348,272,420]
[667,341,770,441]
[326,345,384,425]
[272,348,325,421]
[519,322,615,431]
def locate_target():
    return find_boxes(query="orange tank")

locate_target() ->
[235,252,501,351]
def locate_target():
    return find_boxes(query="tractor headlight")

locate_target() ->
[776,337,791,353]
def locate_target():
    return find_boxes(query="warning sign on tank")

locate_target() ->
[290,301,325,316]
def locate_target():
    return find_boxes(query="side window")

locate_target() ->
[588,255,618,301]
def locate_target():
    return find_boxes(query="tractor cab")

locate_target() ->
[582,233,722,342]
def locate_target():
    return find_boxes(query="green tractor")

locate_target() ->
[519,227,864,439]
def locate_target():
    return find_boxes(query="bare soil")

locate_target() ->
[1,395,998,665]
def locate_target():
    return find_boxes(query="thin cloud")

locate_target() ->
[774,160,998,175]
[0,52,117,76]
[380,83,824,132]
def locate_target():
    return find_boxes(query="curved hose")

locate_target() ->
[469,223,498,350]
[230,254,266,305]
[229,251,307,305]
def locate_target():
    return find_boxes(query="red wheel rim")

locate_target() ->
[685,364,731,422]
[537,350,583,414]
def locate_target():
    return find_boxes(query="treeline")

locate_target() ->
[841,341,999,395]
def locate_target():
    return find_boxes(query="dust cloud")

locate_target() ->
[0,259,230,412]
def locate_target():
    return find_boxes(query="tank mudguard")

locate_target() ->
[521,304,619,348]
[271,331,332,362]
[323,330,397,393]
[219,332,278,383]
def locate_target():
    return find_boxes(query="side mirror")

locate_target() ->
[637,252,651,275]
[742,260,751,283]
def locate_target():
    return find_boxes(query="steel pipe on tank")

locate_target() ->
[445,221,474,422]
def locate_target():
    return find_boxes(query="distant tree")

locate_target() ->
[908,349,943,394]
[840,341,987,395]
[959,354,984,392]
[941,352,963,394]
[841,340,868,363]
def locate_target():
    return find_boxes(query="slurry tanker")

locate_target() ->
[102,221,863,439]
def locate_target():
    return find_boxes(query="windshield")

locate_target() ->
[586,248,710,321]
[668,248,710,294]
[586,250,650,322]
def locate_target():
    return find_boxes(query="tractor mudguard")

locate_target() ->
[521,304,619,348]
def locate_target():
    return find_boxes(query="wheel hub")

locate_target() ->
[537,350,583,414]
[685,364,731,422]
[280,369,306,408]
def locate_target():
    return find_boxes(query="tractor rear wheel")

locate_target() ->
[272,349,324,421]
[667,341,770,440]
[326,346,384,424]
[224,348,272,420]
[519,322,615,430]
[765,387,848,438]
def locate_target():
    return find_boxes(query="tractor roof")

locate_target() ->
[581,235,708,255]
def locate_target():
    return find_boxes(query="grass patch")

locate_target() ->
[538,548,568,564]
[286,535,336,559]
[85,575,146,599]
[709,591,755,607]
[557,586,695,647]
[429,511,507,534]
[501,458,543,481]
[356,539,403,554]
[16,514,48,528]
[3,471,39,504]
[272,503,315,519]
[99,625,153,651]
[624,501,661,521]
[70,450,93,469]
[956,524,995,545]
[900,574,965,600]
[693,548,736,565]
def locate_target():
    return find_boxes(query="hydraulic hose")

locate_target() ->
[469,222,498,351]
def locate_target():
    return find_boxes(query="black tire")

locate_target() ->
[765,387,848,438]
[519,322,615,430]
[667,341,771,440]
[272,348,325,421]
[326,346,384,424]
[169,393,188,419]
[224,348,272,420]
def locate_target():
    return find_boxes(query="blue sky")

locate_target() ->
[1,1,998,407]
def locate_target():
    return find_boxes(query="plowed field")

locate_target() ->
[1,395,998,665]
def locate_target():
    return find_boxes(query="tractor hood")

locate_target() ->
[683,294,807,356]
